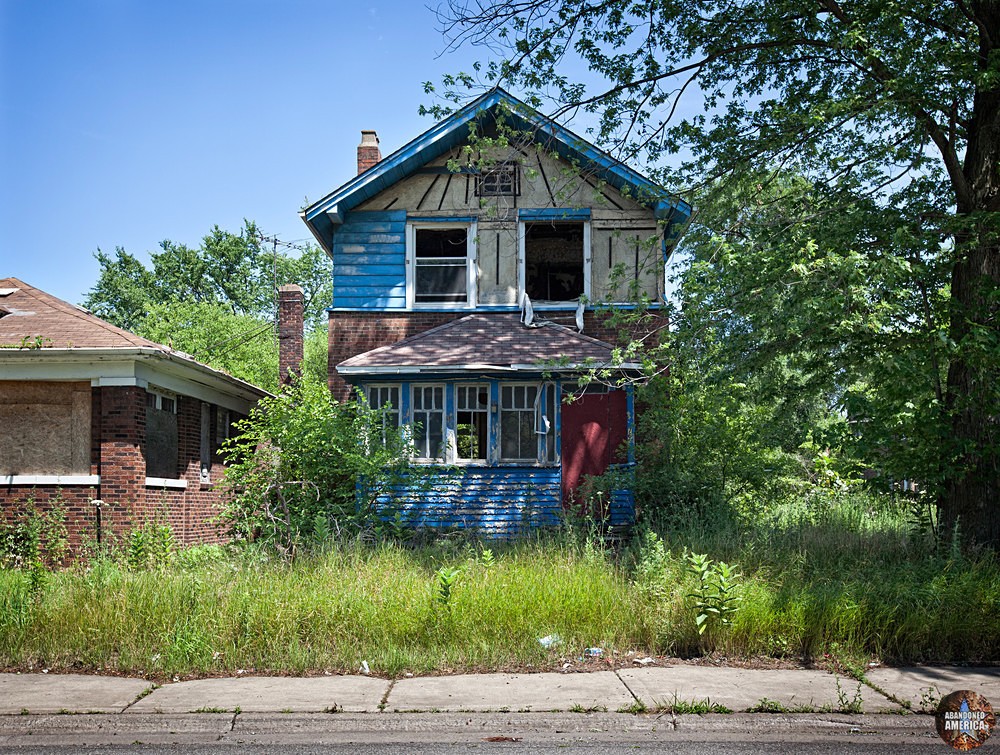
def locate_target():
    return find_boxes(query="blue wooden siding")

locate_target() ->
[377,466,563,537]
[331,210,407,309]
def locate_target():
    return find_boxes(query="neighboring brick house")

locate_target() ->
[300,89,691,533]
[0,278,269,552]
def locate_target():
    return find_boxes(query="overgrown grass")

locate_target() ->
[1,492,997,677]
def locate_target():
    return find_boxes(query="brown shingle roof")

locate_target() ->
[338,313,617,372]
[0,277,165,349]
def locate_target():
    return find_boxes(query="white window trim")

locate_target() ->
[146,387,178,413]
[1,474,99,486]
[517,220,591,305]
[405,221,478,309]
[145,477,188,489]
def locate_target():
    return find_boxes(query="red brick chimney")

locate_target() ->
[277,284,304,387]
[358,130,381,174]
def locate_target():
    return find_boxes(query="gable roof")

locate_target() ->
[301,88,692,253]
[0,277,164,349]
[0,277,269,410]
[337,313,634,376]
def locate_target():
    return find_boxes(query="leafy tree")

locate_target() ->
[84,221,332,391]
[219,376,417,556]
[437,0,1000,547]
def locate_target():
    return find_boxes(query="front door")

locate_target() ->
[560,388,628,511]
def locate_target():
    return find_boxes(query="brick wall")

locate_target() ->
[327,309,669,401]
[1,384,245,558]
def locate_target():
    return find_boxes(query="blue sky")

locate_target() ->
[0,1,494,305]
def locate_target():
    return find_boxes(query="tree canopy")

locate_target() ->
[84,221,331,392]
[436,0,1000,546]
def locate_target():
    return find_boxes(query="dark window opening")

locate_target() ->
[415,227,468,304]
[525,222,584,302]
[477,162,519,197]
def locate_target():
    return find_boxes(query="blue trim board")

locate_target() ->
[519,208,591,221]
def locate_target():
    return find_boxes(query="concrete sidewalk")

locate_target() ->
[1,666,997,716]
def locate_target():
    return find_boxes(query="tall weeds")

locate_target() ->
[0,493,996,677]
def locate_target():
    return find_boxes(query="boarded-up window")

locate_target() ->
[0,381,90,475]
[146,390,178,479]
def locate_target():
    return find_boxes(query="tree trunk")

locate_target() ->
[941,240,1000,548]
[939,1,1000,547]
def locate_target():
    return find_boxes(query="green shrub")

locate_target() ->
[220,376,419,557]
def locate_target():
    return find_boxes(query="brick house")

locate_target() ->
[0,278,269,552]
[299,89,690,533]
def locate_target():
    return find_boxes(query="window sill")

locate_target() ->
[1,474,100,486]
[145,477,188,489]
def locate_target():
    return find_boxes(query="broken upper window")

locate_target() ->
[524,222,585,302]
[413,227,471,305]
[477,161,519,197]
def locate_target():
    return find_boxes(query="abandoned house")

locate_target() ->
[300,88,691,534]
[0,278,269,552]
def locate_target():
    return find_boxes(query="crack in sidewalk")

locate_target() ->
[379,679,396,712]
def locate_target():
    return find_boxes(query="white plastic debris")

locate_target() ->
[538,634,562,649]
[633,657,655,666]
[360,660,370,675]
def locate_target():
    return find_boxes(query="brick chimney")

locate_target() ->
[357,130,381,174]
[277,284,304,387]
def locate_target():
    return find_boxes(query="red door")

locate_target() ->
[560,389,628,510]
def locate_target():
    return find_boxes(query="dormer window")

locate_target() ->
[406,222,478,308]
[477,161,519,197]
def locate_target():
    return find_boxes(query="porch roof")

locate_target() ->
[337,313,634,377]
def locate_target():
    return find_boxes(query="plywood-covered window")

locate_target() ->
[145,389,178,479]
[0,381,90,475]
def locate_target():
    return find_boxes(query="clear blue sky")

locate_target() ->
[0,0,492,305]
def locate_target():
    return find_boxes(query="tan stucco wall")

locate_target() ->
[0,380,91,475]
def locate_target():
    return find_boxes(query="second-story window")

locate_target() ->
[524,221,586,302]
[408,223,477,308]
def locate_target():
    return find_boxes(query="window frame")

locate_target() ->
[454,383,491,464]
[410,383,447,462]
[365,384,402,447]
[498,382,557,464]
[517,220,591,305]
[476,161,520,197]
[405,221,478,310]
